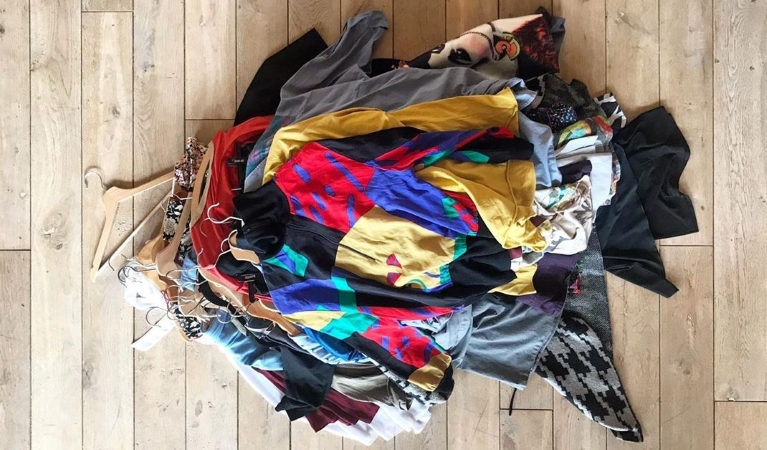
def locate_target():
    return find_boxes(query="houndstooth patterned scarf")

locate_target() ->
[536,313,643,442]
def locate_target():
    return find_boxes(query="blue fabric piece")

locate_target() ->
[366,167,474,239]
[269,277,345,315]
[288,332,371,365]
[303,328,370,363]
[179,251,199,291]
[204,312,283,370]
[518,113,562,189]
[509,78,563,188]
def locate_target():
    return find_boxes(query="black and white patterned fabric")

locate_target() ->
[170,303,204,340]
[162,195,194,264]
[594,93,627,132]
[536,312,643,442]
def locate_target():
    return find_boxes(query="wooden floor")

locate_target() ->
[1,0,766,449]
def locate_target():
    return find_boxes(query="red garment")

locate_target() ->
[257,369,379,431]
[190,116,274,294]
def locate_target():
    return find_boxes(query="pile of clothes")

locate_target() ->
[111,10,698,444]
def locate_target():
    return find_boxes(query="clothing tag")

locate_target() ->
[227,157,247,166]
[236,273,258,282]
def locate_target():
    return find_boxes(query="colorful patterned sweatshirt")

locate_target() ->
[233,126,542,392]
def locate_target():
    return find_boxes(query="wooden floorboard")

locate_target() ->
[81,12,135,450]
[29,0,83,448]
[500,410,553,450]
[713,0,767,402]
[502,374,554,411]
[82,0,132,12]
[185,0,237,120]
[236,0,288,105]
[715,402,767,450]
[447,370,501,450]
[445,0,497,38]
[0,251,31,450]
[553,394,606,450]
[291,420,342,450]
[288,0,341,43]
[660,247,714,450]
[392,0,446,60]
[2,0,766,448]
[0,0,30,249]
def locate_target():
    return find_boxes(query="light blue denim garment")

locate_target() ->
[179,251,199,292]
[205,311,371,369]
[204,311,283,370]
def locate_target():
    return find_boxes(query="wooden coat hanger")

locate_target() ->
[88,169,174,281]
[190,144,214,227]
[155,198,192,277]
[246,301,300,336]
[229,232,260,265]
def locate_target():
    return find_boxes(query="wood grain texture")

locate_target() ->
[186,345,238,449]
[658,0,713,246]
[553,394,605,450]
[291,421,342,450]
[445,0,498,38]
[715,402,767,450]
[603,21,661,450]
[238,373,291,450]
[606,0,660,119]
[713,0,767,402]
[29,0,82,448]
[345,437,394,450]
[82,0,132,11]
[499,0,549,18]
[133,0,186,448]
[448,370,500,450]
[553,0,605,92]
[186,0,236,119]
[236,0,288,104]
[501,374,554,411]
[392,0,446,60]
[0,0,30,249]
[289,0,341,43]
[0,251,31,450]
[501,410,553,450]
[341,0,393,58]
[185,119,232,144]
[395,402,447,450]
[81,12,134,450]
[660,247,714,450]
[606,274,659,450]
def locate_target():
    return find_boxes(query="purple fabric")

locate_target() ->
[518,252,580,315]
